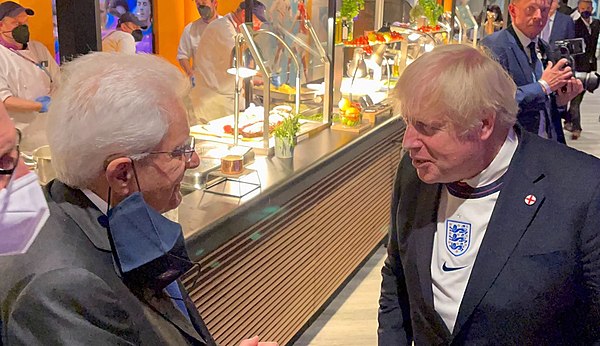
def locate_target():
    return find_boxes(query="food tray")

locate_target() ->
[331,121,372,134]
[342,39,404,47]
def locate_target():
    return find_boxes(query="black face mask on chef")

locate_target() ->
[101,160,200,292]
[198,5,213,20]
[10,24,29,45]
[131,29,143,42]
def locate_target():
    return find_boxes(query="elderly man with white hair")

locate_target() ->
[0,53,275,346]
[378,44,600,345]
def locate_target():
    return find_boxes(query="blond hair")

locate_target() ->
[392,44,518,135]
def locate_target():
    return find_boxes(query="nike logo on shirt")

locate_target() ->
[442,262,466,272]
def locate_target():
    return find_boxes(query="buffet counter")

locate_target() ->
[180,113,405,346]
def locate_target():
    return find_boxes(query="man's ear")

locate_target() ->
[105,157,134,196]
[508,3,517,20]
[480,111,497,141]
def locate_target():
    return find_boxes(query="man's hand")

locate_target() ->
[556,77,584,106]
[541,59,573,92]
[239,336,278,346]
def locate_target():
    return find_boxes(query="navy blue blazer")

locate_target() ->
[482,28,566,143]
[378,126,600,345]
[548,12,576,47]
[573,17,600,72]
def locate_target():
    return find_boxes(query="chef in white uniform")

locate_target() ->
[177,0,220,79]
[0,1,60,154]
[192,0,266,122]
[102,12,147,55]
[178,0,220,125]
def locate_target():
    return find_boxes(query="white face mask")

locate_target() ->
[0,172,49,256]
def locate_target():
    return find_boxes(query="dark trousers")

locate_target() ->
[567,91,585,131]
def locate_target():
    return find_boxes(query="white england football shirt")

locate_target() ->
[431,129,518,332]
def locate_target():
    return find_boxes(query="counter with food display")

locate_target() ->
[178,113,404,345]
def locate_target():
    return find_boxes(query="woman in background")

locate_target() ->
[484,4,503,35]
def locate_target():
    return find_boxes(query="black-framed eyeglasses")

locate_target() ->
[0,128,21,176]
[143,136,196,163]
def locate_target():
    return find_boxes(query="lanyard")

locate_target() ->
[9,48,53,83]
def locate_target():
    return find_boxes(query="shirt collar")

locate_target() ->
[513,25,537,48]
[549,13,556,22]
[462,128,519,188]
[583,17,592,26]
[82,189,109,215]
[0,35,22,50]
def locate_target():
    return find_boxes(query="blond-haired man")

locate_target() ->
[378,44,600,344]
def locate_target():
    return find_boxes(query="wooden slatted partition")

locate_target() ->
[183,130,403,346]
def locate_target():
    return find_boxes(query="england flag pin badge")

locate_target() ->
[524,194,537,206]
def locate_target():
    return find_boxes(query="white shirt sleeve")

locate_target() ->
[119,34,137,55]
[177,23,193,61]
[0,49,13,101]
[102,31,137,55]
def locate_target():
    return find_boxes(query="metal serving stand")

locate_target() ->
[231,20,332,155]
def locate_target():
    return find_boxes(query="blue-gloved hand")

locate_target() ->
[35,96,51,113]
[190,76,196,88]
[270,74,282,88]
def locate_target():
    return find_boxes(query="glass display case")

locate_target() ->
[332,1,451,127]
[190,18,332,157]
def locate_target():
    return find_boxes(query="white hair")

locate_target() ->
[47,52,190,189]
[393,44,518,135]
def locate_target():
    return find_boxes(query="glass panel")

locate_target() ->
[259,0,329,86]
[384,0,412,24]
[99,0,154,53]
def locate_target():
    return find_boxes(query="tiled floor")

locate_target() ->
[292,90,600,346]
[564,90,600,157]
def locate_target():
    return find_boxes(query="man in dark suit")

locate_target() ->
[481,0,583,144]
[541,0,576,47]
[558,0,574,14]
[0,53,274,346]
[565,0,600,139]
[378,44,600,345]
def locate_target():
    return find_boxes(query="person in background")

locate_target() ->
[102,12,147,54]
[135,0,152,31]
[178,0,220,125]
[481,0,583,144]
[268,0,292,74]
[558,0,574,14]
[107,0,129,18]
[0,53,276,346]
[193,1,267,122]
[564,0,600,139]
[378,43,600,345]
[0,103,48,257]
[0,1,60,154]
[540,0,576,48]
[483,4,504,34]
[178,0,219,80]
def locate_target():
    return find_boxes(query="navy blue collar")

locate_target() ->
[446,173,506,199]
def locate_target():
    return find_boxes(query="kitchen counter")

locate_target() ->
[180,113,405,345]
